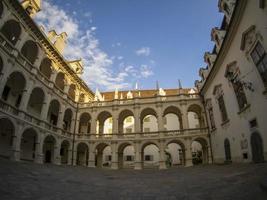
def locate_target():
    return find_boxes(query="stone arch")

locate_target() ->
[165,139,186,166]
[39,58,52,80]
[0,19,21,45]
[95,142,111,168]
[27,87,45,117]
[141,142,160,169]
[20,128,39,162]
[43,135,57,163]
[76,142,89,166]
[55,72,65,91]
[187,104,204,128]
[97,111,112,135]
[79,112,91,134]
[191,137,209,165]
[224,138,232,163]
[60,140,71,164]
[0,56,3,74]
[0,117,15,158]
[21,40,39,64]
[47,99,60,126]
[251,132,264,163]
[117,142,135,169]
[0,1,3,17]
[118,109,135,134]
[140,107,158,132]
[163,106,183,130]
[68,84,76,100]
[63,108,73,131]
[2,71,26,107]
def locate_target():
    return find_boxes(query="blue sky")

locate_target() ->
[35,0,224,91]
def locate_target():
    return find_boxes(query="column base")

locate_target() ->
[111,162,118,170]
[159,161,167,170]
[34,154,43,164]
[185,159,193,167]
[134,162,142,170]
[88,161,96,168]
[10,150,20,162]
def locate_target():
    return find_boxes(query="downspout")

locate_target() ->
[71,93,79,165]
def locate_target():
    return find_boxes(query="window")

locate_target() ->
[251,42,267,85]
[208,107,216,129]
[218,96,228,122]
[125,155,134,161]
[232,80,248,110]
[2,86,10,101]
[106,155,112,161]
[145,155,153,161]
[223,3,230,15]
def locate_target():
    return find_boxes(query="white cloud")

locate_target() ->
[135,47,151,56]
[140,65,153,78]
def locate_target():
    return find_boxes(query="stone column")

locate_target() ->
[49,70,57,88]
[10,124,23,162]
[134,142,142,170]
[57,104,66,129]
[53,139,61,165]
[185,138,193,167]
[34,133,44,164]
[159,140,167,170]
[19,79,34,112]
[134,108,141,139]
[111,142,118,170]
[63,84,70,99]
[32,52,45,73]
[207,146,212,164]
[40,93,51,121]
[72,143,77,166]
[181,103,189,130]
[88,145,96,168]
[67,146,72,165]
[90,115,97,139]
[112,116,118,139]
[15,30,29,51]
[70,117,76,134]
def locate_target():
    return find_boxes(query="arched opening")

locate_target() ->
[47,99,60,126]
[0,1,3,17]
[224,138,232,163]
[118,109,135,134]
[95,143,111,168]
[0,56,3,74]
[20,128,38,162]
[251,132,264,163]
[21,40,39,64]
[39,58,52,80]
[187,104,203,129]
[140,108,158,133]
[79,113,91,134]
[2,71,26,107]
[97,111,112,135]
[118,143,135,169]
[43,135,56,163]
[141,143,160,169]
[0,118,15,158]
[79,93,85,103]
[163,106,183,131]
[61,140,70,164]
[55,72,65,91]
[76,143,88,166]
[0,20,21,45]
[63,108,73,131]
[191,138,208,165]
[27,87,45,117]
[68,84,76,100]
[165,141,185,167]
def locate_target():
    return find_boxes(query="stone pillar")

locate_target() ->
[72,143,77,166]
[159,140,167,170]
[15,30,29,51]
[185,138,193,167]
[88,147,96,168]
[134,109,141,139]
[40,93,51,121]
[0,12,12,27]
[112,116,118,139]
[181,104,189,130]
[57,104,66,129]
[63,84,70,98]
[19,79,34,112]
[67,147,72,165]
[33,52,45,71]
[70,117,76,134]
[111,142,118,170]
[49,70,57,88]
[34,133,44,164]
[134,142,142,170]
[90,116,97,139]
[10,126,23,162]
[207,146,212,164]
[54,140,61,165]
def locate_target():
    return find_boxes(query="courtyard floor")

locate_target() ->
[0,158,267,200]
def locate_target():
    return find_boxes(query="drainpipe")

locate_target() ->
[200,93,214,163]
[71,94,79,165]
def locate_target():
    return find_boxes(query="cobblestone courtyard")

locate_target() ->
[0,158,267,200]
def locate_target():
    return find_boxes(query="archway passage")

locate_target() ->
[21,40,39,64]
[20,128,38,161]
[63,109,73,131]
[163,106,183,130]
[27,87,45,117]
[39,58,52,80]
[2,71,26,108]
[118,109,135,134]
[97,111,112,135]
[47,100,60,126]
[251,132,264,163]
[165,142,185,167]
[141,108,158,133]
[1,20,21,45]
[191,138,209,165]
[79,112,91,134]
[224,138,232,163]
[118,143,135,169]
[76,143,88,166]
[60,140,70,164]
[43,135,56,163]
[141,143,160,169]
[95,143,110,168]
[187,104,204,129]
[0,118,15,158]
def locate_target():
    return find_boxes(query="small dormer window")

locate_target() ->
[223,3,230,15]
[215,34,220,46]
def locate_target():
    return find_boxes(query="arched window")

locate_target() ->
[21,40,39,64]
[39,58,52,79]
[0,20,21,45]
